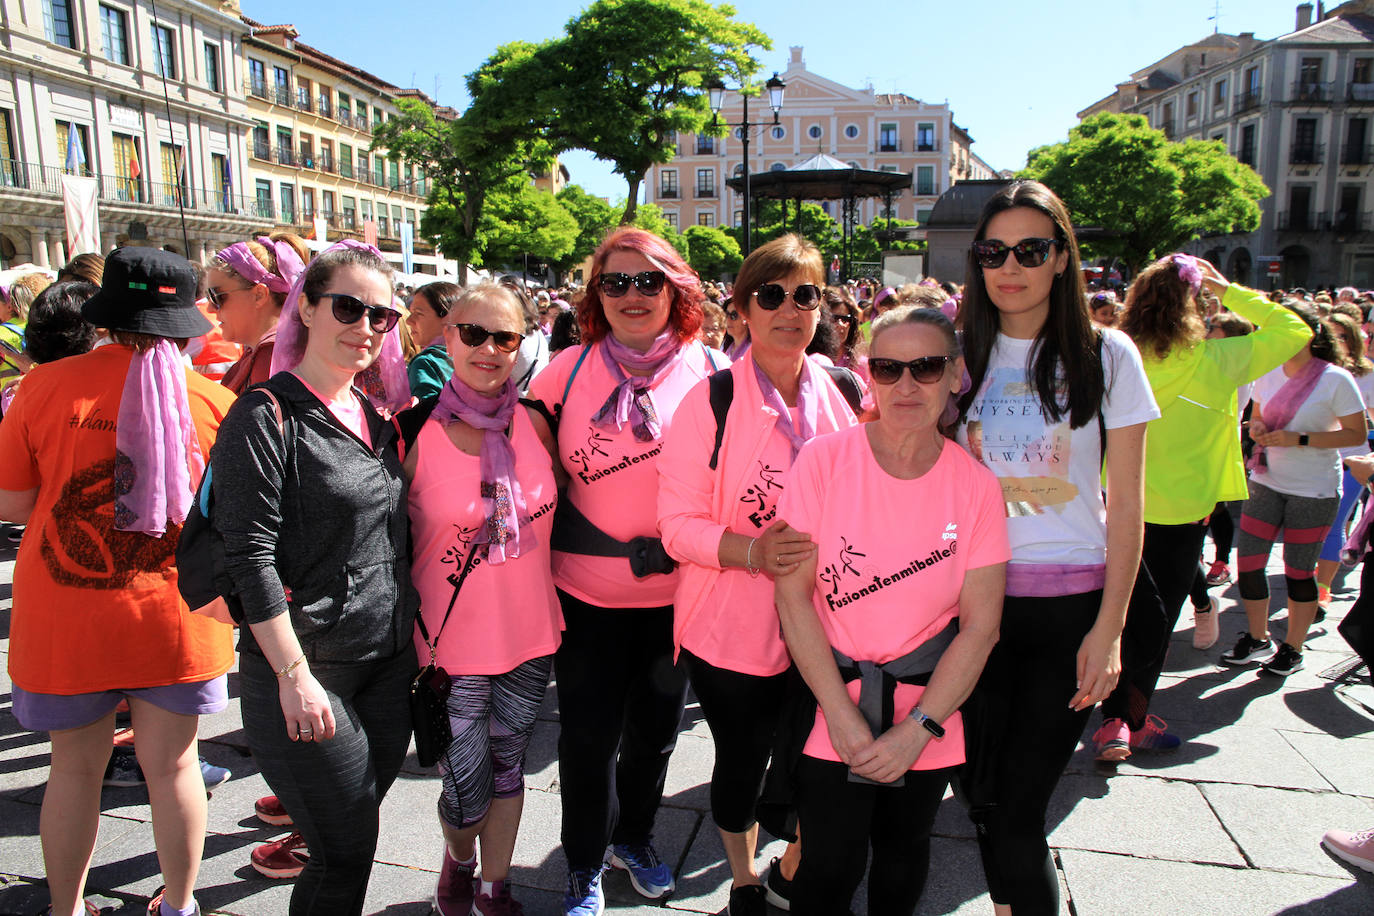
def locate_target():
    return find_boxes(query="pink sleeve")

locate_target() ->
[658,378,728,569]
[963,459,1011,569]
[777,437,825,536]
[527,345,580,412]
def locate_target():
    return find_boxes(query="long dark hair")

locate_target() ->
[1287,300,1341,363]
[956,180,1104,429]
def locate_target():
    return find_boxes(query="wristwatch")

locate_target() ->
[910,706,946,739]
[1298,433,1310,446]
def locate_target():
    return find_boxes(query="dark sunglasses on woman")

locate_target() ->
[831,312,855,325]
[599,270,667,298]
[205,284,250,310]
[868,355,951,385]
[971,237,1059,270]
[320,293,401,332]
[754,283,822,310]
[446,322,524,353]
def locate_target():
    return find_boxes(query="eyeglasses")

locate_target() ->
[445,322,524,353]
[868,355,952,385]
[206,284,251,310]
[971,237,1059,269]
[319,293,402,333]
[598,270,667,298]
[754,283,822,311]
[831,313,855,325]
[726,309,740,321]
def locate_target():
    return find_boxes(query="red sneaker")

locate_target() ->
[434,850,477,916]
[254,795,293,827]
[251,831,309,879]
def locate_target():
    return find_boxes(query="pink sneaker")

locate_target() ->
[472,878,525,915]
[1193,596,1220,650]
[1092,717,1130,762]
[1323,827,1374,873]
[434,850,476,916]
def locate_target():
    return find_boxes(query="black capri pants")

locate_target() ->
[680,648,788,833]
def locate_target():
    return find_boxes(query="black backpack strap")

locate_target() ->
[520,396,557,433]
[822,365,865,415]
[708,368,735,471]
[395,395,439,454]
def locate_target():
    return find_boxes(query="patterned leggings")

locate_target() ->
[1237,480,1339,604]
[438,655,553,829]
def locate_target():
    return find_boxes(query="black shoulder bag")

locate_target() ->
[410,547,480,768]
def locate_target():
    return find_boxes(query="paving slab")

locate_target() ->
[1283,731,1374,798]
[1094,723,1332,790]
[1202,783,1374,878]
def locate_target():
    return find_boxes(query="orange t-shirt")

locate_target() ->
[0,345,237,694]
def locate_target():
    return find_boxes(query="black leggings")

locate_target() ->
[555,590,688,871]
[790,756,952,916]
[966,590,1100,915]
[680,648,787,833]
[1101,521,1209,729]
[239,649,416,916]
[1209,501,1236,563]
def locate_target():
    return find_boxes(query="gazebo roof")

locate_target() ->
[725,154,912,200]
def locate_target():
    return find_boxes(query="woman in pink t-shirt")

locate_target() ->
[658,235,857,914]
[401,284,563,916]
[527,227,724,911]
[773,306,1008,916]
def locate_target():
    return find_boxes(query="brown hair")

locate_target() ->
[1120,255,1207,359]
[1326,313,1373,377]
[57,253,105,286]
[733,233,824,319]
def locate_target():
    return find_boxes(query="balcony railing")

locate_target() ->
[273,86,292,107]
[1334,212,1369,233]
[299,148,315,170]
[696,139,715,155]
[356,115,369,132]
[318,152,335,173]
[253,198,275,220]
[300,207,315,226]
[1341,144,1374,165]
[321,210,337,228]
[0,156,267,216]
[1292,80,1334,103]
[1349,83,1374,103]
[1290,142,1325,165]
[317,96,332,118]
[659,187,678,199]
[275,146,296,167]
[296,88,312,112]
[338,111,353,128]
[696,186,716,198]
[251,140,271,160]
[1276,210,1327,231]
[878,139,902,152]
[246,79,268,100]
[915,140,940,152]
[1236,89,1262,112]
[341,212,356,230]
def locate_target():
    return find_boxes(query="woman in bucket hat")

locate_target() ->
[0,246,237,916]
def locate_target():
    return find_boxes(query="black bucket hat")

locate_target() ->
[81,246,211,338]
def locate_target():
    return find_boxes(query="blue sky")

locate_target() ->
[249,0,1304,200]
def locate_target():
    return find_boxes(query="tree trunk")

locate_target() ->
[620,174,643,224]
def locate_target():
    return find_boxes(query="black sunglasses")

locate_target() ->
[320,293,401,333]
[869,355,952,385]
[754,283,822,310]
[831,312,855,325]
[446,322,524,353]
[726,308,740,321]
[206,284,251,310]
[972,237,1059,269]
[598,270,667,298]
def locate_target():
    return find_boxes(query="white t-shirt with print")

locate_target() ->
[1252,362,1365,498]
[955,328,1160,567]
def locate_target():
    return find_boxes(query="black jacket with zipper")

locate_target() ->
[211,372,417,665]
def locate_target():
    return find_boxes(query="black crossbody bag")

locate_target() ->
[410,548,480,767]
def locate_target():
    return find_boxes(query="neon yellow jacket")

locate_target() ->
[1139,284,1312,525]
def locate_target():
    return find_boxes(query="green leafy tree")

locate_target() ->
[631,202,690,259]
[1021,112,1268,274]
[733,200,840,254]
[555,184,620,273]
[682,224,742,279]
[477,185,579,271]
[545,0,769,223]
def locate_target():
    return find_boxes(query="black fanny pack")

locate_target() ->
[550,498,676,578]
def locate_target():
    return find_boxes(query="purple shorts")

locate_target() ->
[12,676,229,732]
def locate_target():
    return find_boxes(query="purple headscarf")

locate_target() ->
[216,237,305,294]
[431,377,531,564]
[113,338,204,536]
[590,330,684,442]
[268,239,410,413]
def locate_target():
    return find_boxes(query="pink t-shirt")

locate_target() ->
[778,427,1010,771]
[529,340,722,608]
[293,373,373,449]
[407,410,561,675]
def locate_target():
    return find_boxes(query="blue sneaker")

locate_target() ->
[1128,714,1182,752]
[200,758,232,790]
[610,841,674,899]
[563,866,605,916]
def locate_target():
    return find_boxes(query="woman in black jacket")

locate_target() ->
[213,241,419,916]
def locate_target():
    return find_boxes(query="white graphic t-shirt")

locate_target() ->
[956,329,1159,569]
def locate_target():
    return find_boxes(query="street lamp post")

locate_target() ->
[706,72,785,256]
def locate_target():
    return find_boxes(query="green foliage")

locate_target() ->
[630,202,690,259]
[555,184,620,272]
[477,185,579,270]
[1020,112,1268,273]
[682,224,742,278]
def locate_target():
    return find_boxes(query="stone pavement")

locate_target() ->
[2,536,1374,916]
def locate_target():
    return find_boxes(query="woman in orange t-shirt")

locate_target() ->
[0,247,235,916]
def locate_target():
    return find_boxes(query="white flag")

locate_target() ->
[61,174,101,256]
[313,216,328,245]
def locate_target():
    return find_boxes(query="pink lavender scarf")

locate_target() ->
[432,376,531,563]
[113,339,204,536]
[591,330,683,442]
[754,355,818,458]
[1248,356,1328,472]
[216,237,305,293]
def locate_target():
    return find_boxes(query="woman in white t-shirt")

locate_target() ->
[1315,313,1374,610]
[1221,304,1367,676]
[952,181,1159,916]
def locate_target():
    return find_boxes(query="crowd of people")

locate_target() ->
[2,177,1374,916]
